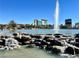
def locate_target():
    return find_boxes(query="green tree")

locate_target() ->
[8,20,17,30]
[0,24,4,30]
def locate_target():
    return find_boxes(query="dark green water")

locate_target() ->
[0,46,60,58]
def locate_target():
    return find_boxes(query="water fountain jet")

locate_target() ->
[54,0,59,33]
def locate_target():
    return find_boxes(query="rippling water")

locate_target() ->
[0,29,79,36]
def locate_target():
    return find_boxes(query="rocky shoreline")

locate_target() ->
[0,32,79,58]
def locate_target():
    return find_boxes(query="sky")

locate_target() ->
[0,0,79,25]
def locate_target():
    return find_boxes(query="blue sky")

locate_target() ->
[0,0,79,25]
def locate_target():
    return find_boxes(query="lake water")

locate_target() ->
[0,29,79,36]
[0,46,60,58]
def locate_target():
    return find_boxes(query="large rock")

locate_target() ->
[54,34,63,38]
[64,47,74,55]
[45,46,52,51]
[75,49,79,54]
[51,47,61,54]
[75,38,79,42]
[30,35,41,39]
[75,33,79,38]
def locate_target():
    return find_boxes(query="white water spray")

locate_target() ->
[54,0,59,33]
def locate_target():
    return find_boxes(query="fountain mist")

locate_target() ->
[54,0,59,33]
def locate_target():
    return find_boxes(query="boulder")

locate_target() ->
[64,47,74,55]
[51,47,61,54]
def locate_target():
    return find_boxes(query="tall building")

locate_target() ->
[41,19,47,25]
[34,19,47,26]
[65,19,72,29]
[38,21,42,25]
[34,19,38,26]
[75,23,79,29]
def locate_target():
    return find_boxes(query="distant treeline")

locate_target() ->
[0,20,53,30]
[0,20,79,30]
